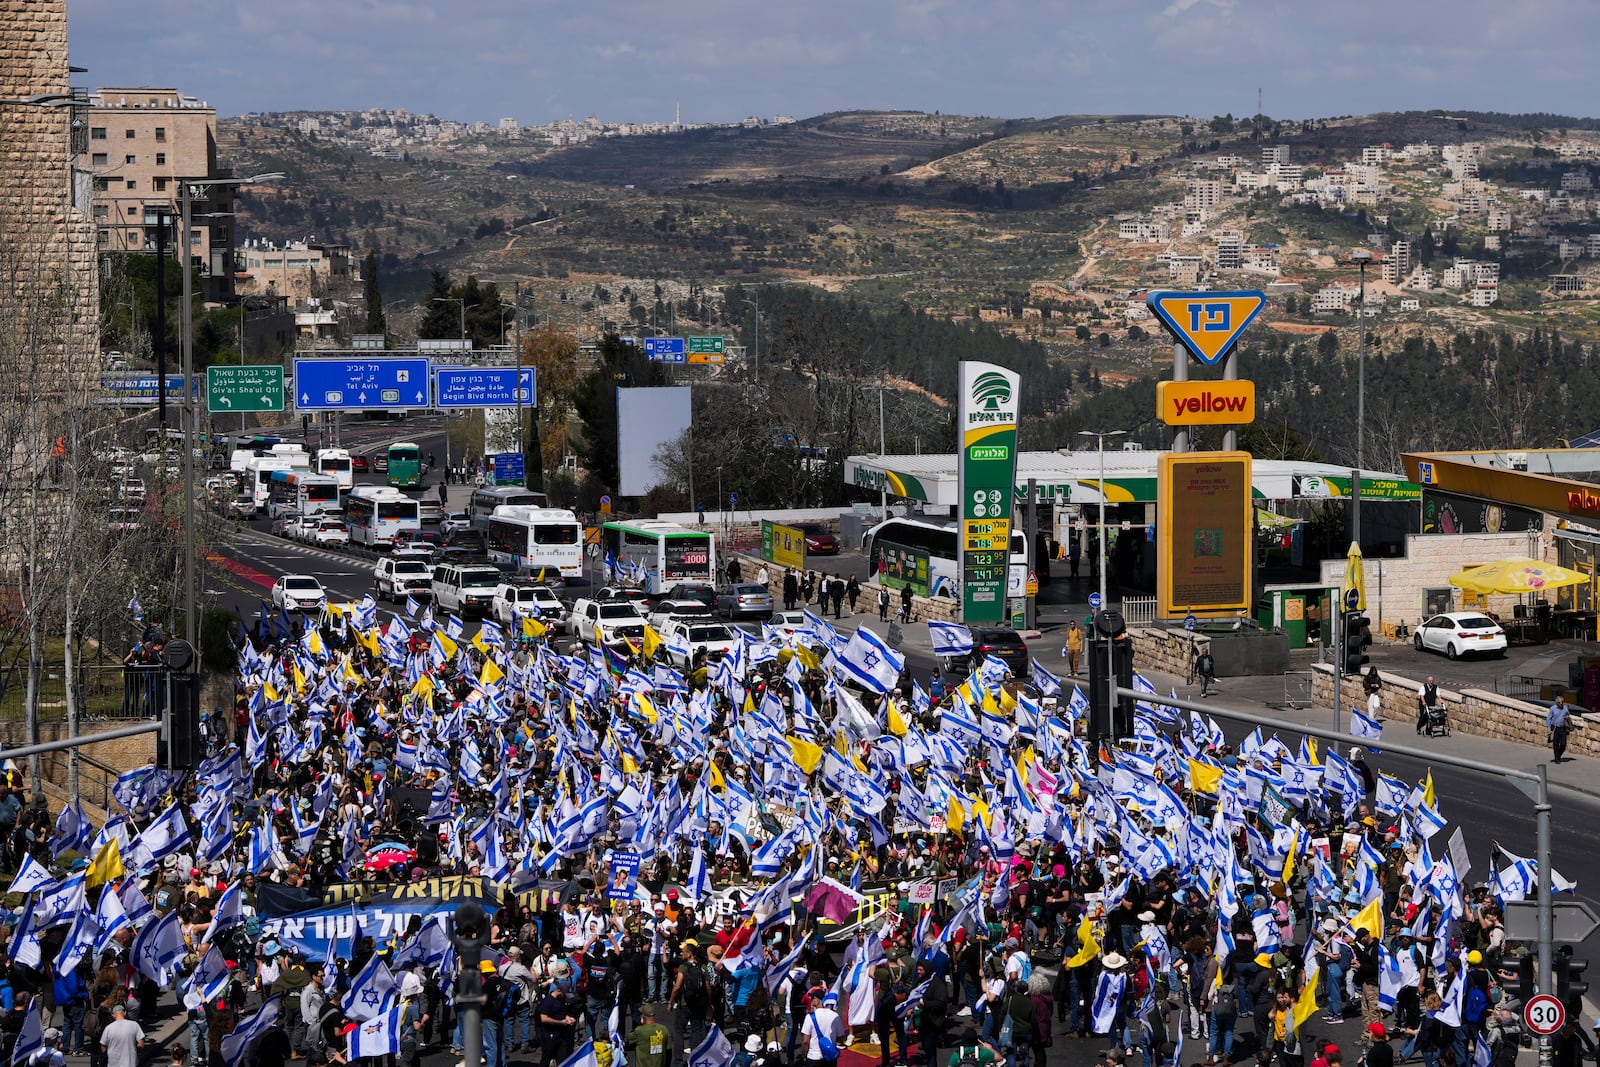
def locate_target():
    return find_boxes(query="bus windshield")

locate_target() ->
[533,525,579,545]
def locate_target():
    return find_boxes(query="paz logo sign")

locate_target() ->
[1156,380,1257,426]
[1147,290,1266,366]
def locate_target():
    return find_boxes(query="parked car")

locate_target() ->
[715,583,775,619]
[440,511,472,535]
[374,556,433,602]
[797,523,840,556]
[567,598,647,646]
[271,574,327,612]
[1413,612,1507,660]
[657,619,740,668]
[351,454,371,473]
[941,626,1030,676]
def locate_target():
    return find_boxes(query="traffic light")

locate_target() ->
[1558,955,1589,1002]
[1344,612,1372,674]
[1517,955,1536,1004]
[157,639,203,771]
[1087,610,1134,742]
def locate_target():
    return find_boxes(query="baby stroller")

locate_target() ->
[1419,702,1450,737]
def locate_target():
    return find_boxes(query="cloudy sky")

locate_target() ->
[68,0,1600,125]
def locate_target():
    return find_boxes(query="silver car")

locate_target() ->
[715,582,774,620]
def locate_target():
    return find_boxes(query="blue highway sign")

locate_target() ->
[99,375,198,406]
[643,337,687,363]
[293,358,431,411]
[435,367,536,408]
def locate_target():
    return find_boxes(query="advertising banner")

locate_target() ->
[957,362,1021,624]
[1157,451,1253,618]
[761,520,806,570]
[875,540,931,597]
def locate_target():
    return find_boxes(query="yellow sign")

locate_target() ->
[1025,572,1039,597]
[770,522,805,570]
[687,352,725,365]
[1156,451,1253,618]
[1147,290,1267,365]
[1156,380,1257,426]
[963,517,1011,552]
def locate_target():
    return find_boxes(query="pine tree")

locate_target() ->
[362,251,386,337]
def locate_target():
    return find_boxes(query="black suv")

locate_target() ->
[946,626,1030,676]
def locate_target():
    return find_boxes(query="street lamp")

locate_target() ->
[433,297,474,346]
[179,171,283,649]
[1079,428,1126,705]
[1350,249,1372,548]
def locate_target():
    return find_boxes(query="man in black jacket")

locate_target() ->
[916,960,949,1067]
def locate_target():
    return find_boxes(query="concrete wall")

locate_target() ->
[1318,532,1534,630]
[1307,662,1579,752]
[1129,626,1291,677]
[0,718,157,812]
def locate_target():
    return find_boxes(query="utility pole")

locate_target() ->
[1350,249,1372,548]
[1024,478,1039,631]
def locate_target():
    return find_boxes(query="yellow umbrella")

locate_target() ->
[1342,541,1366,612]
[1448,557,1588,595]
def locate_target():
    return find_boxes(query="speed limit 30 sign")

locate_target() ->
[1525,993,1566,1036]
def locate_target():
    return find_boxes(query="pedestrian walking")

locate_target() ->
[878,586,891,623]
[1068,538,1081,580]
[1194,645,1216,697]
[829,575,844,620]
[899,585,913,623]
[727,558,743,584]
[846,576,861,614]
[1064,620,1083,677]
[1548,694,1572,762]
[783,569,799,611]
[803,572,816,606]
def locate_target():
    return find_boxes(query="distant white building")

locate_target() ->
[1215,231,1243,270]
[1312,285,1354,314]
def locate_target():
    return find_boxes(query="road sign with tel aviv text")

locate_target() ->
[292,357,431,411]
[206,365,285,413]
[687,335,726,365]
[1146,290,1267,366]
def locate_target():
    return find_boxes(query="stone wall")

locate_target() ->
[0,718,157,811]
[1317,532,1534,630]
[1308,662,1581,752]
[725,552,961,625]
[1130,627,1210,677]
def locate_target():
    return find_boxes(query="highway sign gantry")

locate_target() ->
[1146,290,1267,366]
[687,336,725,355]
[206,365,285,413]
[293,357,431,411]
[643,337,687,363]
[434,366,536,408]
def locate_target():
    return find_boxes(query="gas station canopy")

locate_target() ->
[845,450,1420,508]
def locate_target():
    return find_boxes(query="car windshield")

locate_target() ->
[285,578,322,591]
[460,569,500,588]
[734,585,767,595]
[394,562,428,575]
[599,604,640,619]
[688,625,734,642]
[980,631,1024,647]
[533,590,560,604]
[1457,616,1498,629]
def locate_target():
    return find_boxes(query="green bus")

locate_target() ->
[600,519,716,594]
[387,441,422,489]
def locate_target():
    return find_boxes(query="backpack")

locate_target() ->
[808,1011,839,1060]
[1464,983,1489,1025]
[681,963,709,1015]
[956,1046,984,1067]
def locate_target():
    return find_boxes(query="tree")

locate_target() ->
[519,324,585,491]
[416,269,457,339]
[1075,324,1091,342]
[572,335,670,492]
[362,251,386,336]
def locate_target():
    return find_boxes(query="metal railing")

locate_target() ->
[1122,595,1158,625]
[0,663,135,723]
[121,665,169,721]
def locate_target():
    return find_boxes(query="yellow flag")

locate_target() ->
[787,735,824,775]
[946,794,967,835]
[263,681,280,703]
[795,646,821,671]
[472,630,492,655]
[522,616,547,638]
[481,658,505,686]
[1188,759,1223,795]
[642,624,663,661]
[305,628,324,656]
[292,663,306,695]
[1292,963,1321,1033]
[436,632,459,660]
[410,673,436,699]
[1282,828,1299,885]
[981,688,1004,721]
[971,796,992,829]
[635,692,659,725]
[622,754,638,774]
[1064,916,1100,968]
[706,760,726,791]
[86,840,124,887]
[886,701,908,737]
[536,568,547,583]
[1423,770,1436,809]
[998,685,1017,712]
[342,655,362,685]
[1306,737,1320,766]
[1350,895,1384,938]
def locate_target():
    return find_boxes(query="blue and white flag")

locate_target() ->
[928,621,973,658]
[55,907,98,974]
[93,886,130,953]
[896,975,935,1020]
[131,910,186,985]
[221,997,281,1067]
[133,802,191,866]
[833,626,904,695]
[342,950,398,1021]
[1029,659,1062,698]
[1091,970,1126,1035]
[687,1026,735,1067]
[51,801,94,860]
[686,844,712,902]
[5,853,52,897]
[184,945,232,1010]
[1350,707,1383,742]
[201,881,245,946]
[558,1041,602,1067]
[349,1002,403,1059]
[10,996,41,1067]
[128,591,144,622]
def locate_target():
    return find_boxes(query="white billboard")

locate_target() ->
[617,386,692,497]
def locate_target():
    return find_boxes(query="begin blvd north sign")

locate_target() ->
[206,365,285,413]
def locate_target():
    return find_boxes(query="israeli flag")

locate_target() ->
[1350,706,1383,742]
[349,1002,403,1059]
[221,997,281,1067]
[834,625,904,695]
[6,853,52,897]
[928,621,973,658]
[184,944,232,1010]
[11,996,42,1067]
[559,1041,602,1067]
[1030,659,1062,698]
[687,1026,735,1067]
[1377,945,1404,1011]
[128,590,144,622]
[405,594,421,618]
[133,802,192,865]
[92,886,130,952]
[131,910,186,985]
[1091,970,1126,1035]
[201,881,245,946]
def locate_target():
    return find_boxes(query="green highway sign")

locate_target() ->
[206,365,285,413]
[687,336,725,355]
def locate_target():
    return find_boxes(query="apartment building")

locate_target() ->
[1312,285,1354,314]
[1214,231,1243,270]
[237,239,354,301]
[1469,282,1499,307]
[1382,240,1413,284]
[80,87,236,301]
[1552,274,1586,294]
[1261,145,1290,166]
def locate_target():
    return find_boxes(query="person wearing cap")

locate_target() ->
[944,1020,1002,1067]
[32,1027,67,1067]
[397,971,428,1067]
[100,1004,144,1067]
[270,951,314,1056]
[480,958,511,1067]
[537,968,579,1067]
[1364,1023,1394,1067]
[626,1003,672,1067]
[1351,927,1381,1036]
[670,942,711,1067]
[801,992,845,1067]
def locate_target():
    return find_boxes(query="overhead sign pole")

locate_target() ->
[957,362,1021,625]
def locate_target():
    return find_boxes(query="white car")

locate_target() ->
[658,619,741,668]
[1413,612,1507,660]
[440,511,472,535]
[272,574,326,612]
[285,515,320,542]
[647,599,713,631]
[492,583,567,629]
[374,556,433,602]
[567,598,646,646]
[119,478,147,504]
[311,518,349,546]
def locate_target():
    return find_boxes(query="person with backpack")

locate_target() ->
[538,977,579,1067]
[626,1004,673,1067]
[1313,921,1350,1024]
[670,942,711,1067]
[800,991,844,1067]
[913,959,949,1067]
[943,1022,1001,1067]
[397,972,428,1067]
[874,952,912,1067]
[479,960,512,1067]
[999,979,1037,1067]
[584,941,616,1042]
[1203,952,1239,1067]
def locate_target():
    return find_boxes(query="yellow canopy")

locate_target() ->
[1448,557,1588,595]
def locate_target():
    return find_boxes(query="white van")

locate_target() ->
[431,561,501,618]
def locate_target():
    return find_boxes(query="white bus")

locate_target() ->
[468,485,549,531]
[241,456,296,515]
[344,486,421,548]
[599,519,716,595]
[267,470,341,520]
[485,506,584,579]
[863,516,1028,600]
[315,448,354,492]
